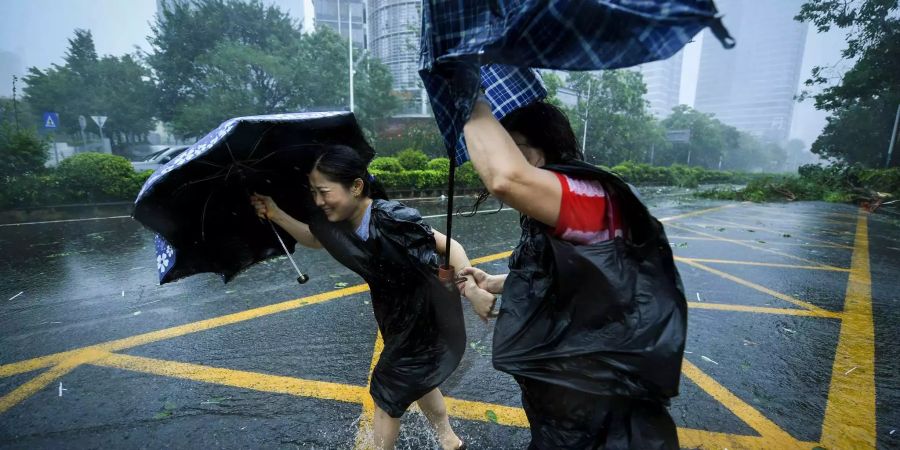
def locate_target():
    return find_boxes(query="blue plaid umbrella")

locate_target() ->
[419,0,734,163]
[134,112,374,285]
[417,0,733,267]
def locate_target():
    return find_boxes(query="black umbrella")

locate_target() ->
[134,112,374,285]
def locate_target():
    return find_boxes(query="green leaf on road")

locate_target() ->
[485,409,498,423]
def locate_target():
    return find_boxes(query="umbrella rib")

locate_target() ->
[200,191,215,242]
[246,124,275,160]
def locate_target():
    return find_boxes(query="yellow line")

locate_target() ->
[821,210,876,449]
[666,222,846,271]
[666,235,848,250]
[718,209,854,227]
[93,352,369,404]
[676,256,850,272]
[687,302,842,318]
[705,217,854,249]
[681,359,806,449]
[0,284,370,378]
[444,397,529,427]
[0,251,517,381]
[471,251,512,265]
[0,348,109,414]
[354,332,383,450]
[90,351,816,448]
[678,259,832,314]
[677,428,819,450]
[658,204,737,222]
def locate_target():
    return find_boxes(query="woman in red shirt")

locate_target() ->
[459,99,686,450]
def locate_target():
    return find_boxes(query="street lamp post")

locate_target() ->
[338,0,355,112]
[581,77,593,158]
[349,3,355,113]
[887,103,900,168]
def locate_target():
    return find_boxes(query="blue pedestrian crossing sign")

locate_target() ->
[42,112,60,129]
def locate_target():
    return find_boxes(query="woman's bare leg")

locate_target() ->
[416,388,462,450]
[373,404,401,450]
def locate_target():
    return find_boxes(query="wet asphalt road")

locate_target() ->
[0,191,898,449]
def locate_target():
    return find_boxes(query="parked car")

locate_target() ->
[131,146,190,172]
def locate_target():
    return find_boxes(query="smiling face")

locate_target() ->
[308,168,365,223]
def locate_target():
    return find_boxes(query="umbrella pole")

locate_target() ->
[268,221,310,284]
[439,157,457,285]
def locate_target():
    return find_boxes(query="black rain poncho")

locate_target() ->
[493,161,687,449]
[308,199,466,418]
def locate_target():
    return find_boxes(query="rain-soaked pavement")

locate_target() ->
[1,189,898,449]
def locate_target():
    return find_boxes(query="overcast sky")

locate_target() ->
[0,0,849,147]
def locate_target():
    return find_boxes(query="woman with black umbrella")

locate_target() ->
[251,145,493,450]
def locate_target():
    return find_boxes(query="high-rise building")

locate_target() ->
[634,51,684,118]
[312,0,366,47]
[368,0,428,116]
[694,0,807,142]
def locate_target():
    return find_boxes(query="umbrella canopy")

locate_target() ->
[418,0,735,162]
[134,112,374,284]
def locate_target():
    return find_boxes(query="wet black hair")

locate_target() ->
[311,145,389,200]
[499,101,583,164]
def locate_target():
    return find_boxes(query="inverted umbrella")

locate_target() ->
[134,112,374,285]
[418,0,734,265]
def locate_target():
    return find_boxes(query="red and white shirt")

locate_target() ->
[552,173,623,245]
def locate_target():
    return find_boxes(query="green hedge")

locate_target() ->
[609,161,762,188]
[0,152,151,209]
[697,164,900,203]
[370,156,404,173]
[396,149,429,171]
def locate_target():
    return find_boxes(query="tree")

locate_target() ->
[147,0,300,123]
[23,29,156,146]
[796,0,899,166]
[567,70,664,165]
[0,122,49,179]
[659,105,725,168]
[541,71,566,108]
[149,1,398,139]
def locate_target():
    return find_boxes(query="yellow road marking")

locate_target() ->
[94,353,369,404]
[0,252,517,380]
[718,209,854,227]
[658,204,738,222]
[85,350,816,448]
[681,359,807,449]
[354,332,383,449]
[821,210,876,449]
[0,284,370,378]
[471,251,512,265]
[678,259,832,314]
[666,222,846,270]
[0,348,109,414]
[676,256,850,272]
[687,302,841,318]
[444,397,528,427]
[0,204,873,448]
[666,235,849,250]
[677,428,818,450]
[705,217,854,248]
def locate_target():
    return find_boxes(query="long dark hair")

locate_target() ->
[499,101,583,164]
[462,101,582,216]
[312,145,389,200]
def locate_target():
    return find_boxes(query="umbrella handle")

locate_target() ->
[268,221,310,284]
